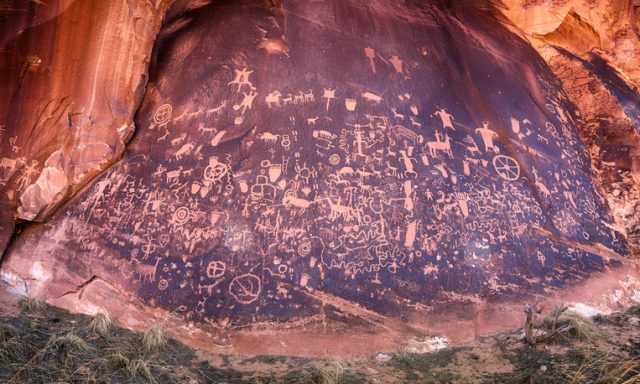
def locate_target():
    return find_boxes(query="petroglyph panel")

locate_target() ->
[8,1,629,329]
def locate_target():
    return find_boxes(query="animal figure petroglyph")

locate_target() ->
[312,130,336,141]
[394,125,423,145]
[293,91,305,104]
[320,197,360,222]
[427,133,453,159]
[361,92,382,103]
[532,168,551,197]
[391,107,405,119]
[166,167,183,184]
[282,94,293,105]
[258,132,280,143]
[283,195,314,211]
[206,100,228,117]
[174,143,195,160]
[304,90,315,102]
[463,135,480,156]
[157,130,169,142]
[265,91,282,108]
[187,107,204,118]
[198,122,217,135]
[337,166,355,178]
[172,110,187,123]
[171,133,187,147]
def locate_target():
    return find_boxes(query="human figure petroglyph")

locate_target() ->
[233,90,258,115]
[364,47,376,73]
[475,121,499,152]
[15,159,39,190]
[322,88,336,111]
[434,108,455,131]
[280,134,291,151]
[228,67,254,92]
[398,150,417,177]
[294,161,317,183]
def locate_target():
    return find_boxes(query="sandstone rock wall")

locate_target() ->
[0,0,173,252]
[1,0,639,356]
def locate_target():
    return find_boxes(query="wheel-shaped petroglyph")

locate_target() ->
[206,261,226,279]
[172,206,190,225]
[153,104,173,126]
[204,157,229,182]
[229,274,262,304]
[492,155,520,181]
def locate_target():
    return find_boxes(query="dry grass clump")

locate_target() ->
[126,358,156,382]
[0,322,26,363]
[602,356,640,384]
[303,362,345,384]
[395,347,415,363]
[19,296,46,314]
[88,310,113,337]
[104,347,129,368]
[541,307,600,341]
[142,324,167,352]
[561,348,640,384]
[104,348,157,381]
[45,331,92,357]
